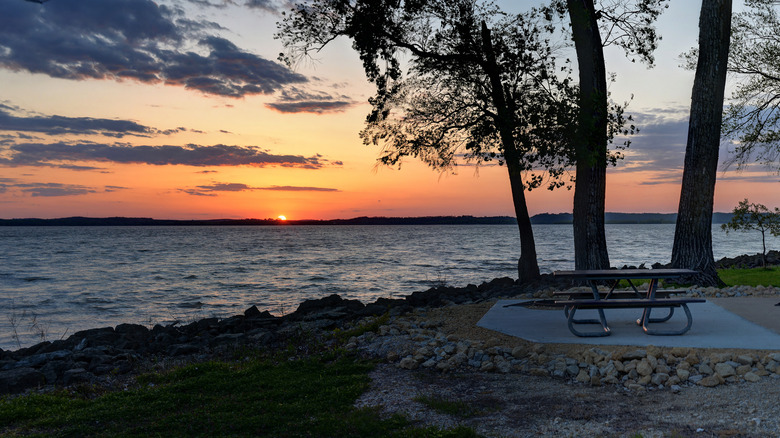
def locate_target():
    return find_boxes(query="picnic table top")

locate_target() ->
[553,268,698,280]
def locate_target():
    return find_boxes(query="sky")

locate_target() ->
[0,0,778,220]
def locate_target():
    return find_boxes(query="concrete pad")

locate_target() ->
[709,297,780,335]
[477,299,780,350]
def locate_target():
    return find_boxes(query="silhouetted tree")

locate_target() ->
[721,199,780,267]
[277,1,584,281]
[671,0,732,286]
[545,0,666,270]
[722,0,780,172]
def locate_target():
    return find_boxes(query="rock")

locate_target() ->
[714,363,736,378]
[676,368,690,381]
[293,294,365,317]
[709,352,732,363]
[62,368,92,386]
[576,369,590,383]
[494,357,512,374]
[422,358,438,368]
[398,357,419,370]
[651,373,669,386]
[735,354,754,366]
[744,372,761,382]
[736,365,752,376]
[479,360,495,372]
[698,374,723,387]
[166,344,201,356]
[13,350,71,369]
[0,367,45,394]
[115,323,150,339]
[622,349,647,361]
[636,359,653,376]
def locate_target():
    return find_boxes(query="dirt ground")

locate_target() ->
[355,302,780,437]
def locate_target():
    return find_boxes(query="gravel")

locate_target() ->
[351,291,780,437]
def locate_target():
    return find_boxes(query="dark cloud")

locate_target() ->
[16,182,97,197]
[0,0,306,97]
[184,0,291,13]
[104,185,129,192]
[614,110,777,185]
[1,142,342,169]
[181,182,340,196]
[267,87,356,114]
[0,107,156,138]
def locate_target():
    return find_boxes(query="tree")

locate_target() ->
[545,0,666,270]
[723,0,780,172]
[721,199,780,267]
[671,0,732,286]
[277,1,581,281]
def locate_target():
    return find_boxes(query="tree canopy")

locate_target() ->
[278,0,579,190]
[721,199,780,267]
[277,0,588,280]
[723,0,780,172]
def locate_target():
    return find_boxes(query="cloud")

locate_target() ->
[612,109,780,185]
[104,185,129,192]
[0,107,157,138]
[0,0,306,97]
[181,181,341,196]
[184,0,292,13]
[15,182,98,197]
[266,87,356,114]
[0,142,342,169]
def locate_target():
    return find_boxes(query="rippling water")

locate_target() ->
[1,224,777,349]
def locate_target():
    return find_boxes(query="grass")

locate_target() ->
[611,265,780,289]
[718,265,780,287]
[0,351,477,438]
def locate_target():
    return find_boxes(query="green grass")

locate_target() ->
[0,352,477,437]
[718,266,780,287]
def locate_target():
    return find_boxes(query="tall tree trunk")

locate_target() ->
[567,0,610,271]
[671,0,732,286]
[507,162,541,282]
[481,22,540,281]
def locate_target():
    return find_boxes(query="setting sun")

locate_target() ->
[277,215,287,221]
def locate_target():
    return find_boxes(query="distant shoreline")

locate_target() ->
[0,213,734,226]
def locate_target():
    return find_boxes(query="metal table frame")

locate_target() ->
[553,269,700,337]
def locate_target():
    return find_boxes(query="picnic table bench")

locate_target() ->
[552,269,706,337]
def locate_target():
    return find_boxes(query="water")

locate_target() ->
[1,224,777,350]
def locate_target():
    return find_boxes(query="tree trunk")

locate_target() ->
[671,0,731,287]
[480,22,540,281]
[507,162,541,282]
[567,0,610,271]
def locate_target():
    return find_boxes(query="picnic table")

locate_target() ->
[552,269,706,337]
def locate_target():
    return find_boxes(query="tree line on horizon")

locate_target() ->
[277,0,780,287]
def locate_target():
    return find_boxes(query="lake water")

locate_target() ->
[1,224,778,350]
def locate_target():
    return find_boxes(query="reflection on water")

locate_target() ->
[0,224,777,349]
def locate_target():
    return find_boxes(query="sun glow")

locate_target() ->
[277,215,287,221]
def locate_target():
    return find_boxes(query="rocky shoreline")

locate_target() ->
[1,253,778,396]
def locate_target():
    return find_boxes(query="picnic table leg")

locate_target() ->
[641,304,694,335]
[563,281,614,326]
[565,305,611,337]
[634,278,674,325]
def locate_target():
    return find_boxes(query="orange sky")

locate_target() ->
[1,0,777,220]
